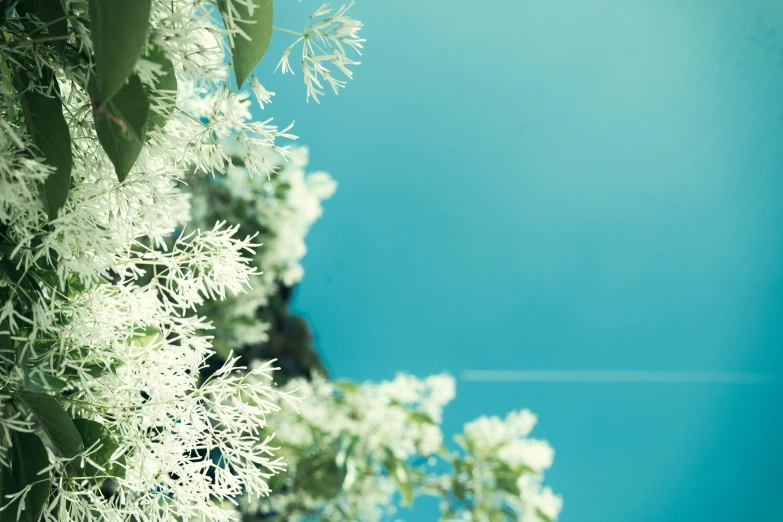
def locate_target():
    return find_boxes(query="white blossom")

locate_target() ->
[275,2,365,102]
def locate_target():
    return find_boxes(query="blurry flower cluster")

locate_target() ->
[189,146,336,356]
[234,371,561,522]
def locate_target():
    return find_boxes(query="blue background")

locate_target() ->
[253,1,783,520]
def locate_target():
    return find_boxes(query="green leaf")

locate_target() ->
[59,361,116,380]
[332,380,359,394]
[335,434,358,469]
[0,319,11,361]
[91,74,150,182]
[24,370,67,393]
[145,47,177,129]
[409,411,436,425]
[71,419,125,481]
[15,392,83,458]
[88,0,151,103]
[535,508,554,522]
[15,0,68,56]
[384,451,414,506]
[18,80,72,221]
[0,258,24,285]
[334,433,359,490]
[494,462,521,497]
[0,461,20,522]
[218,0,273,88]
[20,349,67,393]
[0,432,50,522]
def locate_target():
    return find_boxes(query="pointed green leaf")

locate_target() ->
[218,0,273,88]
[18,83,72,221]
[23,369,67,393]
[15,392,83,458]
[71,419,125,481]
[409,411,436,425]
[18,346,67,393]
[145,47,177,129]
[15,0,68,55]
[91,74,150,182]
[0,432,50,522]
[88,0,151,103]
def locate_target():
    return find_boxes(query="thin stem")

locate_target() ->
[273,26,303,37]
[61,392,199,411]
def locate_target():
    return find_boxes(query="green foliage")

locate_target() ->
[17,76,72,220]
[494,462,522,496]
[0,432,50,522]
[23,364,68,393]
[409,411,436,425]
[91,74,150,182]
[88,0,152,103]
[72,419,126,481]
[146,47,177,129]
[293,447,342,500]
[334,433,359,489]
[331,380,359,394]
[219,0,274,88]
[536,508,555,522]
[384,451,415,506]
[14,391,83,458]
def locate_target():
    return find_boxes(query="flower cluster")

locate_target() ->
[190,146,337,356]
[246,372,456,521]
[240,371,561,522]
[0,0,362,521]
[445,411,563,521]
[276,2,366,102]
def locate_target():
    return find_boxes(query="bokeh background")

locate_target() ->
[252,1,783,520]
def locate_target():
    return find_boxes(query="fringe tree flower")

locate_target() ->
[242,372,561,522]
[275,2,366,102]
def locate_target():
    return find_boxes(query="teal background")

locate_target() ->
[253,1,783,520]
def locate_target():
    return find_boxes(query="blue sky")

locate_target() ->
[252,1,783,520]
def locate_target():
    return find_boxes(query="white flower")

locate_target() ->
[274,2,365,102]
[249,76,276,109]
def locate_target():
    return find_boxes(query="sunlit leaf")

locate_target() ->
[332,380,359,394]
[218,0,273,88]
